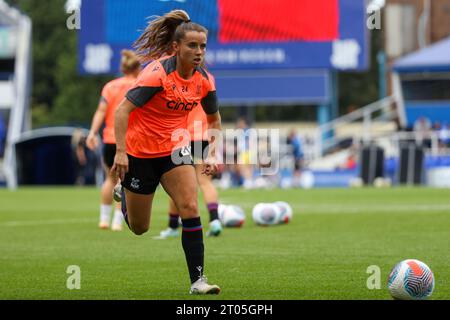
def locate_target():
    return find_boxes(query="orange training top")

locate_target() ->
[187,103,208,142]
[187,73,216,142]
[101,76,137,144]
[125,55,218,158]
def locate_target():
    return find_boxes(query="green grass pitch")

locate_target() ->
[0,186,449,300]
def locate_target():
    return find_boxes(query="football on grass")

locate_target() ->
[387,259,434,300]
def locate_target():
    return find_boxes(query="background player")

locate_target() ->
[86,50,141,231]
[158,95,223,239]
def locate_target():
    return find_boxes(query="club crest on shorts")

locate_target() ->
[180,145,191,157]
[130,177,140,190]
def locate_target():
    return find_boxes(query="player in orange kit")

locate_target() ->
[86,50,141,231]
[112,10,221,294]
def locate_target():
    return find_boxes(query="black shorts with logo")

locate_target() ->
[122,147,194,195]
[102,143,116,168]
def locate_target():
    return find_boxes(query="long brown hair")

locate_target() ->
[120,50,141,75]
[133,9,208,63]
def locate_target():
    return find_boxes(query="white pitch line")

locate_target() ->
[0,218,96,227]
[1,203,449,227]
[296,203,450,211]
[219,200,450,214]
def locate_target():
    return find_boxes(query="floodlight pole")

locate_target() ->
[377,51,387,100]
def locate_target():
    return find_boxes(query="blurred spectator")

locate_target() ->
[71,129,88,185]
[344,153,357,170]
[336,146,357,171]
[436,121,450,148]
[235,117,254,188]
[391,101,405,131]
[346,104,358,114]
[413,116,432,147]
[286,129,304,183]
[0,112,6,157]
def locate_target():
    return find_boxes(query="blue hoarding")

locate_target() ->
[78,0,368,104]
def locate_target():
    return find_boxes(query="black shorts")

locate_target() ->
[122,148,194,195]
[102,143,116,168]
[190,140,209,161]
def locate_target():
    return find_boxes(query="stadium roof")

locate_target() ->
[0,0,22,26]
[393,36,450,73]
[13,126,90,144]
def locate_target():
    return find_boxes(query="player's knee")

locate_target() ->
[131,224,149,235]
[178,200,198,216]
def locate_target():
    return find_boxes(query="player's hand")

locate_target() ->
[86,133,99,151]
[111,151,128,181]
[202,157,218,176]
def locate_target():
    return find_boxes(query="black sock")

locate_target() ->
[181,217,204,283]
[169,213,180,229]
[207,203,219,222]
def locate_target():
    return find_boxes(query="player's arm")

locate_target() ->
[112,98,136,180]
[201,89,221,175]
[112,66,164,180]
[86,98,108,150]
[76,143,87,165]
[206,111,222,148]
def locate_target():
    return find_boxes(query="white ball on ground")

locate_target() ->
[349,177,363,188]
[218,203,227,220]
[219,204,245,227]
[273,201,293,224]
[373,177,386,188]
[252,203,281,226]
[387,259,434,300]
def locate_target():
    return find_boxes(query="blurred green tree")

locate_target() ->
[338,27,383,115]
[6,0,111,128]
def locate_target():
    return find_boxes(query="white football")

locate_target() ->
[387,259,434,300]
[219,204,245,227]
[218,203,227,220]
[274,201,293,224]
[252,203,281,226]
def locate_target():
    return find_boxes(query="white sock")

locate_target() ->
[100,204,112,224]
[112,209,123,226]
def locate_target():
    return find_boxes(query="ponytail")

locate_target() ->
[120,50,141,75]
[133,9,207,63]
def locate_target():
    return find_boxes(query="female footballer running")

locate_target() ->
[112,10,221,295]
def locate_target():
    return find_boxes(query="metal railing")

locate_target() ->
[313,96,398,159]
[360,130,449,158]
